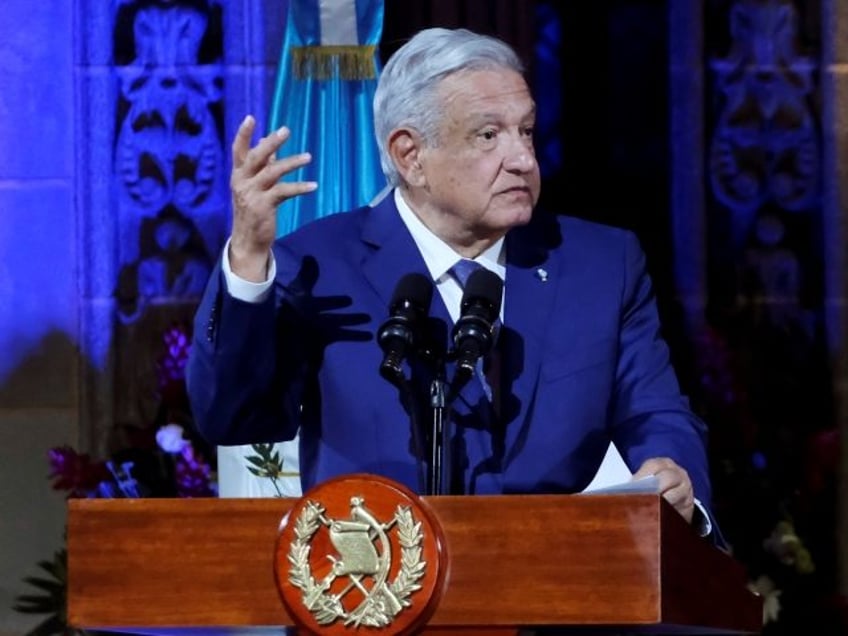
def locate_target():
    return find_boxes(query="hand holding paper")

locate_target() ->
[633,457,695,523]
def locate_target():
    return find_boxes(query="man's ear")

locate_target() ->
[387,128,426,187]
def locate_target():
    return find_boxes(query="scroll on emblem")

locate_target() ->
[275,474,448,635]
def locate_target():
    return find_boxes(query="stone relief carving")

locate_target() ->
[115,0,223,213]
[709,0,819,243]
[114,0,223,319]
[118,207,211,323]
[737,213,813,335]
[110,0,224,429]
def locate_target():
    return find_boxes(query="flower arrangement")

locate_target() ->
[690,321,845,633]
[15,323,216,636]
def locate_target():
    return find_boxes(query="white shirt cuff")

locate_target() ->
[692,497,713,537]
[221,238,276,303]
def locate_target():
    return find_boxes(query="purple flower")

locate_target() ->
[156,423,189,454]
[47,446,111,498]
[174,444,216,497]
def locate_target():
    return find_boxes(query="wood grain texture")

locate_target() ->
[67,493,761,634]
[68,498,293,628]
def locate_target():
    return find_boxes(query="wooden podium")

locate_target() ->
[67,491,762,635]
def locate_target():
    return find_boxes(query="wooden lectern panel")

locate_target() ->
[68,498,290,630]
[67,493,761,634]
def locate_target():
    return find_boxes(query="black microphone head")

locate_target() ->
[390,272,433,315]
[378,273,434,386]
[450,268,502,384]
[460,268,503,318]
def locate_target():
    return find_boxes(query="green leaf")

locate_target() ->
[244,443,292,495]
[22,613,65,636]
[21,577,62,593]
[13,606,51,615]
[36,550,67,581]
[250,443,277,461]
[14,592,58,604]
[13,597,55,613]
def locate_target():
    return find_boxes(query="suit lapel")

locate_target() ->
[360,195,431,306]
[359,192,455,362]
[362,192,494,340]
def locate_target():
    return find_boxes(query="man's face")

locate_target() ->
[415,68,541,246]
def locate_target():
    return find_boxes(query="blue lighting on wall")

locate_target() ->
[0,2,75,384]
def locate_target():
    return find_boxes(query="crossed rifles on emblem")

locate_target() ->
[297,496,420,627]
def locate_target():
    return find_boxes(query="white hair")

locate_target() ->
[373,28,525,186]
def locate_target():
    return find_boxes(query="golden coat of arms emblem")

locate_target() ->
[275,474,446,635]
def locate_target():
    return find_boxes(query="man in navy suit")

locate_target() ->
[187,28,717,537]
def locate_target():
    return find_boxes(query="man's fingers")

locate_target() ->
[635,457,695,523]
[632,457,674,480]
[231,115,256,169]
[661,481,694,509]
[661,481,695,523]
[256,152,314,188]
[267,179,318,205]
[239,126,292,177]
[638,459,690,495]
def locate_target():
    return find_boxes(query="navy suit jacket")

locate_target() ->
[188,194,712,510]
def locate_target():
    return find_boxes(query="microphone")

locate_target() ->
[378,273,434,385]
[451,268,503,386]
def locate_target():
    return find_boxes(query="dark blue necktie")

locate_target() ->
[450,258,484,290]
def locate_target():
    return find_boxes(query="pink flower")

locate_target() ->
[47,446,110,497]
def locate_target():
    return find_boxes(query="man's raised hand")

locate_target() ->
[229,115,317,282]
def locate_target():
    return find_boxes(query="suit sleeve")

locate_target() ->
[186,243,307,446]
[609,232,722,542]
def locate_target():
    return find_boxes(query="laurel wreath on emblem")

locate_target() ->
[288,499,427,627]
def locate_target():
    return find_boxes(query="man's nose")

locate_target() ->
[503,138,537,173]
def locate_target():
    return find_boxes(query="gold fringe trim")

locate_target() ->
[291,45,377,81]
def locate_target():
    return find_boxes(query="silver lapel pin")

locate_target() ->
[535,268,548,282]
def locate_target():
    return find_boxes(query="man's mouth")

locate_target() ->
[499,186,532,197]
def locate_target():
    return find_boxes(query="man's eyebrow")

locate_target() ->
[465,106,537,127]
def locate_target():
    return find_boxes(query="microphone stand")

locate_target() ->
[429,353,472,496]
[429,374,446,496]
[382,321,478,496]
[430,362,460,495]
[392,339,451,497]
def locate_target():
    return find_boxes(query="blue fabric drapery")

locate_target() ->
[217,0,387,500]
[269,0,386,236]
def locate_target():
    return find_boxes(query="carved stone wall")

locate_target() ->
[687,0,845,627]
[76,0,285,454]
[112,0,224,437]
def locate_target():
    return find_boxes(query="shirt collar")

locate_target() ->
[393,188,505,282]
